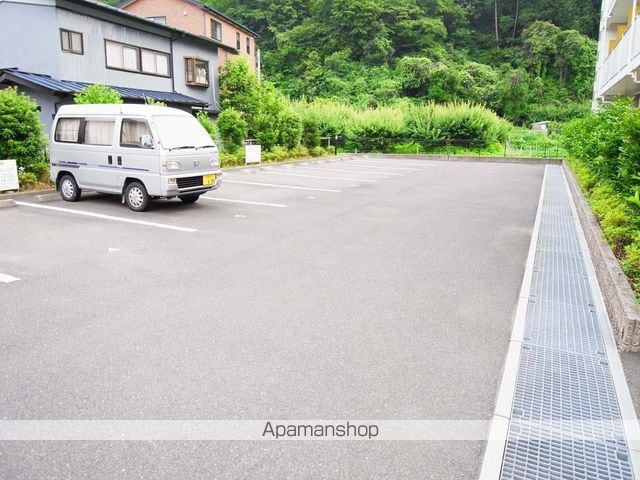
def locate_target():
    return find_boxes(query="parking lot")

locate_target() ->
[0,157,545,479]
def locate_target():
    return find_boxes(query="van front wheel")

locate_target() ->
[124,181,150,212]
[59,174,81,202]
[179,194,200,204]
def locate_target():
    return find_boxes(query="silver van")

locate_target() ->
[50,104,221,211]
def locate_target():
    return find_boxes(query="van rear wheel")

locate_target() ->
[59,174,81,202]
[124,181,150,212]
[179,194,200,204]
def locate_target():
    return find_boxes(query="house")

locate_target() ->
[0,0,239,133]
[117,0,259,71]
[593,0,640,105]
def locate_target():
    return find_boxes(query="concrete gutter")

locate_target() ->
[563,161,640,352]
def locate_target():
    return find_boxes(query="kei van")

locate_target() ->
[50,104,222,212]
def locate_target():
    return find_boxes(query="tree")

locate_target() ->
[0,87,47,168]
[74,84,123,104]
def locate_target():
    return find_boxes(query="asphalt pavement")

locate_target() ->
[0,157,544,479]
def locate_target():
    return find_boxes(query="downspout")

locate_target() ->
[170,35,177,92]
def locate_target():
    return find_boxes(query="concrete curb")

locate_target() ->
[563,161,640,352]
[360,153,563,165]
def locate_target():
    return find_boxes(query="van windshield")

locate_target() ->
[153,115,215,150]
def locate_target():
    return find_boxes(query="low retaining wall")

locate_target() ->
[563,162,640,352]
[359,153,563,165]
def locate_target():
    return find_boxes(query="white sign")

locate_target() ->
[0,160,19,192]
[245,144,262,165]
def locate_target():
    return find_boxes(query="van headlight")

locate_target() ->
[210,155,220,167]
[166,160,181,171]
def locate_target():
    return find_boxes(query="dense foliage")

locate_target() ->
[0,87,47,169]
[563,101,640,298]
[217,57,509,155]
[74,84,123,104]
[206,0,597,124]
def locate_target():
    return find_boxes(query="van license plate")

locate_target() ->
[203,174,216,186]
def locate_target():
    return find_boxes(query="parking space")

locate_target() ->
[1,158,544,479]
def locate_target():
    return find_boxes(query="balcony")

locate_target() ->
[595,14,640,99]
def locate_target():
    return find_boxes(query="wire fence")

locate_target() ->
[319,136,566,158]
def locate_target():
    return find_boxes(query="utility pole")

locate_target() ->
[494,1,500,47]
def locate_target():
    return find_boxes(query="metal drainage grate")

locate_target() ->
[499,166,634,480]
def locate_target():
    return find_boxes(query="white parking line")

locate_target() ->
[260,171,377,183]
[341,161,422,172]
[348,158,432,167]
[293,166,402,176]
[14,202,197,233]
[201,197,287,208]
[224,180,341,193]
[0,273,20,284]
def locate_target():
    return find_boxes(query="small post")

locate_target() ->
[334,135,338,156]
[503,141,507,157]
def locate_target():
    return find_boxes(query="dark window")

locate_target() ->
[246,36,250,54]
[211,19,222,41]
[120,119,153,148]
[236,32,241,50]
[185,57,210,87]
[60,29,83,55]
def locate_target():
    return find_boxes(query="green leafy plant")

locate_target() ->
[74,84,123,104]
[197,111,217,141]
[216,109,248,153]
[0,87,47,168]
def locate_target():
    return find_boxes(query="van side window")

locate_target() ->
[120,119,153,148]
[84,120,115,146]
[54,118,81,143]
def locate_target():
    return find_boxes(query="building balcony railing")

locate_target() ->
[596,20,640,98]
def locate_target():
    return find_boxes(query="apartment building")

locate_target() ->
[0,0,238,132]
[118,0,259,70]
[594,0,640,104]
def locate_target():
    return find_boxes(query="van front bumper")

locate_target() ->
[161,170,222,197]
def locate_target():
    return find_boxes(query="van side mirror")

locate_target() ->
[140,135,154,148]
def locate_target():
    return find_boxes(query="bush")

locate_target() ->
[301,116,321,148]
[27,162,50,182]
[0,87,47,169]
[310,146,327,157]
[18,171,38,189]
[197,111,217,141]
[74,84,123,104]
[278,110,302,149]
[216,109,247,153]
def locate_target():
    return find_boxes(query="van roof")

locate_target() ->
[56,104,194,117]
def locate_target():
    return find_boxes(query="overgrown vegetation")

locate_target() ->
[0,87,49,189]
[206,0,597,124]
[563,100,640,299]
[216,57,512,156]
[74,84,123,104]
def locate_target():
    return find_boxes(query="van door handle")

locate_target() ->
[108,155,113,165]
[117,156,122,166]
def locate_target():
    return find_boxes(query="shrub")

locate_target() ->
[254,113,279,151]
[0,87,47,168]
[27,162,50,182]
[18,171,38,189]
[144,97,166,106]
[74,84,123,104]
[197,111,217,141]
[310,146,327,157]
[216,109,247,153]
[301,116,321,148]
[278,110,303,149]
